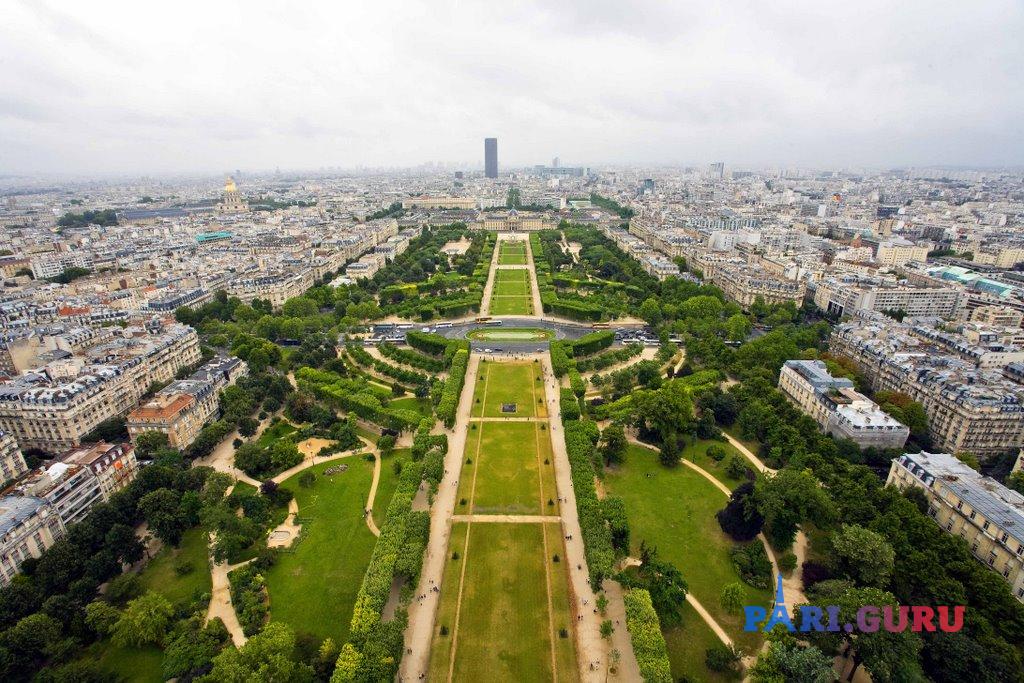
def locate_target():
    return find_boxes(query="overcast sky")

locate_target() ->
[1,0,1022,176]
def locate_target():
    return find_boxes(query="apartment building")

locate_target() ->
[875,239,929,267]
[227,269,315,310]
[778,360,909,449]
[830,317,1024,457]
[813,276,961,318]
[401,196,478,210]
[0,325,200,453]
[30,252,92,279]
[887,452,1024,602]
[0,495,64,586]
[712,262,806,308]
[0,432,28,483]
[18,463,103,526]
[61,442,137,497]
[126,379,217,449]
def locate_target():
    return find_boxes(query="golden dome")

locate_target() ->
[224,177,238,193]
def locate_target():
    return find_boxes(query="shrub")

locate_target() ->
[706,445,726,461]
[623,590,672,683]
[730,543,773,590]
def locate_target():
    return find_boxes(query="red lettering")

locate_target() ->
[937,606,965,633]
[911,606,935,632]
[882,605,909,632]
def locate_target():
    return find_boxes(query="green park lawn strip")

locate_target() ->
[471,362,543,418]
[256,419,298,447]
[489,296,533,315]
[373,448,411,522]
[723,425,762,460]
[498,243,528,265]
[663,600,742,683]
[684,439,750,490]
[464,421,543,514]
[441,522,563,683]
[604,444,770,653]
[85,641,164,682]
[493,280,532,296]
[467,327,554,342]
[137,526,211,607]
[430,522,469,681]
[389,396,434,418]
[263,458,377,642]
[544,522,579,675]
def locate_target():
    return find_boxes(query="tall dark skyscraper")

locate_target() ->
[484,137,498,178]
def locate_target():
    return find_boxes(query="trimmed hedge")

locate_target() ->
[347,344,429,386]
[576,344,642,372]
[550,341,574,378]
[562,420,615,587]
[436,349,468,427]
[623,589,673,683]
[560,387,581,421]
[571,330,615,357]
[379,342,446,372]
[295,367,420,431]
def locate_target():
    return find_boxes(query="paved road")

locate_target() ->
[398,354,482,681]
[478,236,501,316]
[539,353,614,682]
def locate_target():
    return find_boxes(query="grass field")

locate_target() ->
[471,361,545,418]
[137,527,211,608]
[604,445,770,654]
[87,641,164,682]
[490,268,533,315]
[663,601,742,683]
[498,242,528,265]
[430,522,576,682]
[468,327,554,342]
[257,419,298,447]
[373,448,411,522]
[389,396,434,418]
[263,458,377,641]
[457,421,557,515]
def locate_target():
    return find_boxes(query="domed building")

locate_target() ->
[217,177,249,214]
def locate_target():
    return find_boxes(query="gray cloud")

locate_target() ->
[0,0,1021,175]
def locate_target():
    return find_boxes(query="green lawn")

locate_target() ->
[430,522,572,682]
[458,422,545,515]
[257,419,298,447]
[663,601,742,683]
[489,270,533,314]
[723,425,762,460]
[87,641,164,682]
[490,296,533,315]
[137,527,211,608]
[374,448,411,522]
[467,327,554,342]
[471,362,543,418]
[604,445,770,653]
[263,458,377,641]
[682,439,751,490]
[389,396,433,418]
[498,243,528,265]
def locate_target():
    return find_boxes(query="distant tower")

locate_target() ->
[217,177,249,214]
[708,162,725,179]
[552,156,560,168]
[484,138,498,178]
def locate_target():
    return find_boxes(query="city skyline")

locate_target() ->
[2,1,1023,176]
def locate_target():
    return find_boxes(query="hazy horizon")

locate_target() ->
[2,1,1022,176]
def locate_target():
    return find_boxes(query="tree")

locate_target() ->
[0,612,65,674]
[138,488,186,545]
[720,582,743,614]
[639,297,662,325]
[706,445,726,461]
[104,523,144,565]
[599,423,627,466]
[955,451,980,471]
[724,454,747,480]
[85,600,121,636]
[600,619,614,639]
[754,469,836,549]
[206,621,313,682]
[831,524,895,588]
[377,434,396,458]
[750,638,833,683]
[659,433,680,467]
[705,644,740,672]
[134,430,170,459]
[111,591,174,647]
[1008,470,1024,495]
[716,482,764,541]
